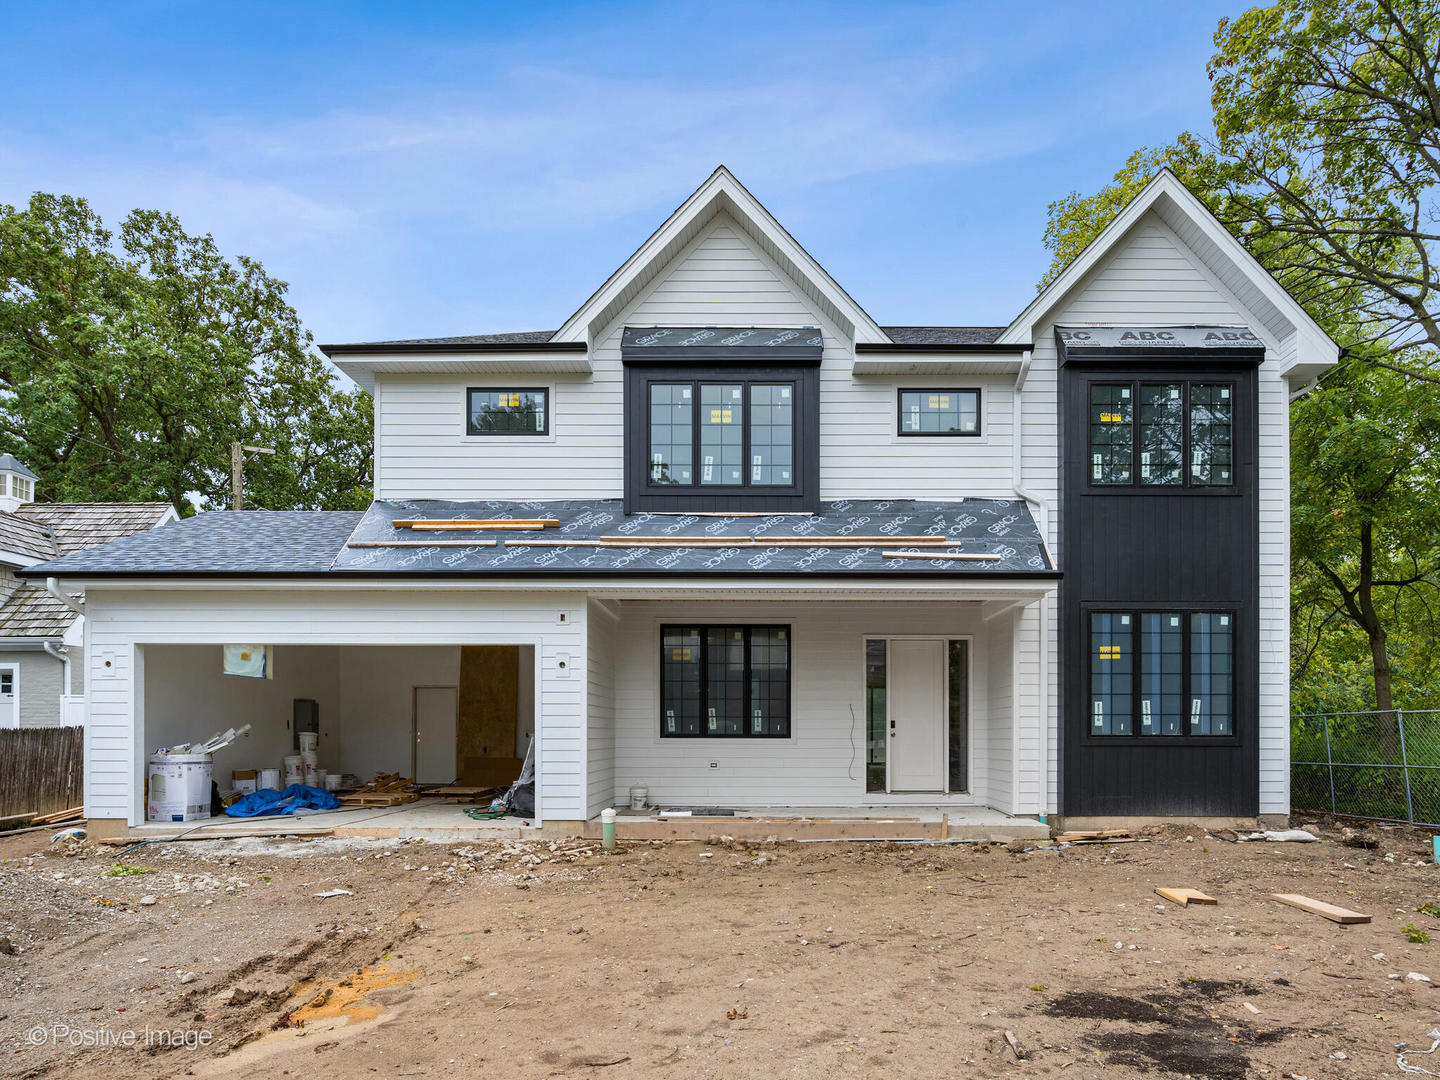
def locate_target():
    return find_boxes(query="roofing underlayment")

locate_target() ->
[21,499,1056,578]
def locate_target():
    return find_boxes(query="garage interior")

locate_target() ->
[139,643,535,823]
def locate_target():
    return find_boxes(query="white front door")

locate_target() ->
[887,639,946,791]
[413,685,458,784]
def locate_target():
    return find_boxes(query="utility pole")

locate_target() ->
[230,442,276,510]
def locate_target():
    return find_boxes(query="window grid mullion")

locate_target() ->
[698,625,710,738]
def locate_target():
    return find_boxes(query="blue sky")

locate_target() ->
[0,1,1236,345]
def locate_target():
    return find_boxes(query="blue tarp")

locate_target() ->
[224,784,341,818]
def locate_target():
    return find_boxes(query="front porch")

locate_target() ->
[585,591,1054,823]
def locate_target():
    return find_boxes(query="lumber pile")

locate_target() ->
[31,805,83,826]
[337,773,419,807]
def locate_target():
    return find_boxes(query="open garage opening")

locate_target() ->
[136,643,537,826]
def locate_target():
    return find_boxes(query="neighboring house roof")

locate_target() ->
[0,454,39,480]
[0,501,176,639]
[0,584,80,638]
[22,501,1056,579]
[13,502,175,556]
[0,513,58,562]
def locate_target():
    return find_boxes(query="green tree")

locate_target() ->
[0,192,372,513]
[1290,354,1440,722]
[1037,0,1440,714]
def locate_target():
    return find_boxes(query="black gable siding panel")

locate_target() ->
[1059,362,1260,816]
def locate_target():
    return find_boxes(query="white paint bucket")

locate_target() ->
[147,754,213,823]
[282,755,304,784]
[629,785,648,810]
[258,768,281,791]
[297,731,319,753]
[323,773,342,791]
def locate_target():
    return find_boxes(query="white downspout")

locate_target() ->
[44,577,82,704]
[1012,349,1053,820]
[43,640,72,698]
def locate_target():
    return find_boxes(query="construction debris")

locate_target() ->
[1238,829,1318,842]
[338,773,419,807]
[1271,893,1371,924]
[1155,887,1217,906]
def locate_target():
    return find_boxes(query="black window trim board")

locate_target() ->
[896,387,982,437]
[659,623,792,739]
[1083,603,1240,744]
[465,386,550,437]
[624,363,820,512]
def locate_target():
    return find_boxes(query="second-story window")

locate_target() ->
[467,388,549,435]
[898,389,980,435]
[648,379,796,489]
[1089,381,1233,488]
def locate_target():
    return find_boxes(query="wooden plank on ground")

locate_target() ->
[1155,887,1218,906]
[1057,829,1131,841]
[1270,893,1371,924]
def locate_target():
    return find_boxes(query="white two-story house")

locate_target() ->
[27,167,1338,837]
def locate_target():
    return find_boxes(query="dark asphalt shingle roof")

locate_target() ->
[22,501,1055,578]
[322,327,1010,350]
[21,511,364,577]
[879,326,1007,345]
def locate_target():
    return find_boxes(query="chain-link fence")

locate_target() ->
[1292,709,1440,826]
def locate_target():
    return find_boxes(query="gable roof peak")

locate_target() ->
[552,168,888,347]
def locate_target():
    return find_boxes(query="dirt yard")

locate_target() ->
[1,820,1438,1079]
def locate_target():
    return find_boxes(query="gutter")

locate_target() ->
[46,577,84,614]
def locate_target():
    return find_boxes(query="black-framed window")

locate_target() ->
[1089,381,1233,487]
[647,380,795,489]
[898,388,980,435]
[1089,610,1235,738]
[660,625,790,738]
[466,387,549,435]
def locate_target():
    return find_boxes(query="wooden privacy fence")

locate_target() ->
[0,726,83,818]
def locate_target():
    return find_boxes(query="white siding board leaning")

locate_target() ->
[81,588,588,825]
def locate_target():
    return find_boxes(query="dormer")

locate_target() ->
[0,454,39,513]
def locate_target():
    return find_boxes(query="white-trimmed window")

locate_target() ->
[0,664,18,729]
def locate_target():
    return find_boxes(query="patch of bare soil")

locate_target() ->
[0,820,1437,1078]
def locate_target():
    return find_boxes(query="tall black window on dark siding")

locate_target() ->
[1090,610,1235,738]
[467,388,548,435]
[1089,381,1234,487]
[660,625,790,738]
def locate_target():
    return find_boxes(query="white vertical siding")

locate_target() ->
[586,599,617,817]
[81,588,589,824]
[609,600,1019,810]
[986,609,1015,814]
